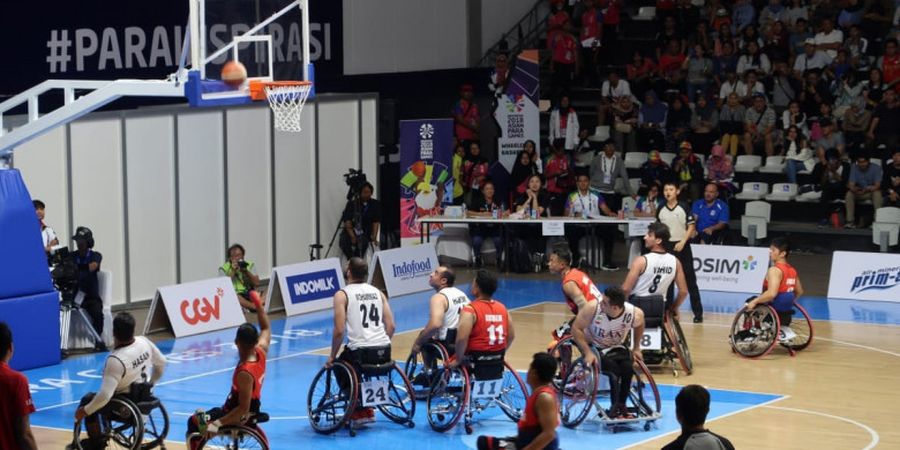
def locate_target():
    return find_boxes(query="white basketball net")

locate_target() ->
[264,83,312,132]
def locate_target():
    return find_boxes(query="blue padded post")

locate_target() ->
[0,169,53,298]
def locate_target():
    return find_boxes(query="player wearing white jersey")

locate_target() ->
[74,312,166,447]
[622,222,688,320]
[411,266,470,355]
[571,287,645,419]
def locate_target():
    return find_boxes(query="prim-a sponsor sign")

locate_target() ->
[828,251,900,302]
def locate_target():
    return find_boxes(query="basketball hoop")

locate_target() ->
[249,80,313,132]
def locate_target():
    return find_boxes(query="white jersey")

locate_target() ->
[343,283,391,350]
[588,301,636,349]
[83,336,166,415]
[632,252,678,298]
[437,287,470,340]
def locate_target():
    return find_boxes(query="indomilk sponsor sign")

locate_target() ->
[267,258,345,316]
[370,243,439,297]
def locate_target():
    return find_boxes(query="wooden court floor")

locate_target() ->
[35,302,899,449]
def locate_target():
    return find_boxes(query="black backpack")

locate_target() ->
[508,238,533,273]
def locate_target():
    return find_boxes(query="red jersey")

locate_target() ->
[552,33,578,65]
[581,8,602,42]
[562,268,600,314]
[224,346,266,413]
[882,54,900,92]
[0,362,35,450]
[546,11,570,49]
[464,299,509,353]
[518,385,559,432]
[545,154,573,194]
[762,262,798,311]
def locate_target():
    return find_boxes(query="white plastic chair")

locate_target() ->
[636,6,656,20]
[590,125,611,143]
[741,216,768,242]
[872,207,900,249]
[795,190,822,202]
[659,152,677,166]
[624,152,648,169]
[765,183,798,201]
[758,156,786,174]
[745,200,772,221]
[735,182,769,200]
[734,155,763,173]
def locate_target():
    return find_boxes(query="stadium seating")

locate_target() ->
[872,207,900,249]
[624,151,648,169]
[735,182,768,200]
[765,183,798,202]
[757,156,786,174]
[734,155,762,173]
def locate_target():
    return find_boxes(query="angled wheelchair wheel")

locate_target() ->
[548,336,587,392]
[74,397,144,450]
[137,400,169,449]
[495,362,529,421]
[784,303,814,352]
[404,341,449,400]
[376,364,417,427]
[426,366,468,432]
[199,425,269,450]
[559,357,598,429]
[730,305,780,359]
[307,361,358,434]
[666,313,693,375]
[629,359,661,417]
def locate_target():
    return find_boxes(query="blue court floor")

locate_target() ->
[24,279,898,449]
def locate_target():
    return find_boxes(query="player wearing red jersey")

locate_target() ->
[746,238,804,342]
[451,270,515,367]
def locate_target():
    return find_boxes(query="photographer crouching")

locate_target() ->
[339,181,382,259]
[72,227,106,351]
[220,244,262,312]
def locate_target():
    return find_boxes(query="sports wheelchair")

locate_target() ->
[729,301,813,358]
[404,340,451,400]
[307,347,416,436]
[552,343,661,431]
[187,412,270,450]
[628,295,693,376]
[425,351,528,434]
[72,383,169,450]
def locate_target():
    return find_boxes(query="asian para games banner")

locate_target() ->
[399,119,454,247]
[495,49,540,173]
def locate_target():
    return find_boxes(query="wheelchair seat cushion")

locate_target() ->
[135,398,161,415]
[467,350,505,381]
[351,346,393,375]
[629,295,665,329]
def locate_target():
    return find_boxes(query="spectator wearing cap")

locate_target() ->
[743,93,778,156]
[793,38,831,79]
[0,322,38,450]
[867,89,900,161]
[673,142,706,201]
[639,150,674,189]
[549,95,580,152]
[452,84,480,148]
[590,140,633,211]
[814,18,843,60]
[662,385,735,450]
[845,153,883,228]
[814,118,846,161]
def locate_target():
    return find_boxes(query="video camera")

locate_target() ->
[50,247,79,305]
[343,168,368,200]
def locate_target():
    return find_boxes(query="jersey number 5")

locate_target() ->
[360,303,381,328]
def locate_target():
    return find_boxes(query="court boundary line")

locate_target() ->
[762,405,880,450]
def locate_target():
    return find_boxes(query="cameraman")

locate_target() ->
[73,227,105,350]
[219,244,261,312]
[339,182,382,259]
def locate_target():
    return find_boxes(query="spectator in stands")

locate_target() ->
[763,21,791,64]
[634,181,664,217]
[549,95,580,152]
[690,93,720,155]
[737,70,766,104]
[861,0,894,42]
[514,174,551,252]
[564,174,618,269]
[599,0,623,51]
[590,140,634,211]
[793,39,831,79]
[814,119,846,160]
[452,141,466,205]
[573,126,597,176]
[719,92,746,157]
[673,141,706,201]
[627,52,656,99]
[884,150,900,207]
[868,89,900,160]
[546,0,570,49]
[683,44,713,102]
[744,93,778,156]
[799,71,833,119]
[33,199,58,254]
[489,52,510,99]
[546,139,576,216]
[706,144,736,195]
[843,25,870,70]
[692,183,730,244]
[550,23,580,96]
[845,153,884,228]
[737,24,763,51]
[784,0,809,27]
[718,68,740,104]
[640,150,674,188]
[662,385,735,450]
[673,0,700,38]
[453,84,480,148]
[814,18,844,60]
[0,322,38,450]
[864,68,887,109]
[782,101,808,136]
[731,0,756,33]
[463,142,490,200]
[827,49,854,85]
[665,97,693,153]
[687,21,713,54]
[878,38,900,86]
[72,227,105,350]
[737,41,772,76]
[611,96,639,153]
[784,126,816,183]
[599,71,633,126]
[221,243,262,311]
[834,71,866,120]
[523,139,542,173]
[638,91,668,152]
[714,43,739,90]
[758,0,787,34]
[843,98,872,153]
[657,16,685,61]
[711,6,732,34]
[812,149,851,224]
[658,41,687,81]
[511,148,539,196]
[788,18,814,59]
[580,0,603,87]
[466,180,504,267]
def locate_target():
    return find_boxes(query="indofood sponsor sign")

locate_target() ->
[828,251,900,302]
[495,49,540,173]
[691,245,770,293]
[266,258,345,316]
[369,243,438,297]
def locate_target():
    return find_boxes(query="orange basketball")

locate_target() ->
[221,60,247,88]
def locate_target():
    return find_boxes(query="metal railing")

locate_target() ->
[478,0,549,67]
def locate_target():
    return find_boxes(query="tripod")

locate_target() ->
[59,299,104,353]
[324,185,362,259]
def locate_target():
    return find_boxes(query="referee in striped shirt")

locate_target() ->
[656,181,703,323]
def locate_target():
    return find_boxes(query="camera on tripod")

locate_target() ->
[343,168,368,200]
[50,247,79,306]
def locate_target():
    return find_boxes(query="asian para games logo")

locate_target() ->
[419,123,434,139]
[505,94,527,113]
[180,287,223,325]
[851,266,900,293]
[742,256,758,271]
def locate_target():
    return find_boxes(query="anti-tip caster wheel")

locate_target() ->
[465,425,473,435]
[407,421,415,428]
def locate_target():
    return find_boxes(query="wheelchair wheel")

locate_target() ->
[558,357,598,429]
[730,305,780,359]
[138,401,169,449]
[376,364,417,426]
[199,425,269,450]
[666,313,693,375]
[74,397,144,450]
[548,336,587,392]
[629,359,661,417]
[404,341,449,400]
[495,362,528,421]
[426,366,468,432]
[784,303,814,352]
[307,361,358,434]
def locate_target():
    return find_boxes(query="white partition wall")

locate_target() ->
[11,93,378,306]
